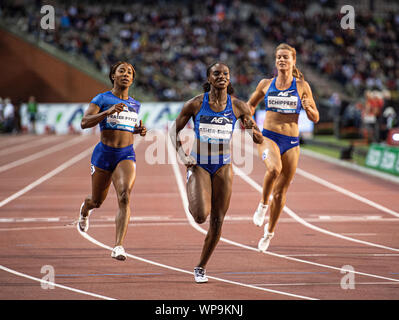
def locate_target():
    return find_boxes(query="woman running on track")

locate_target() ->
[248,43,319,252]
[78,61,146,261]
[170,62,263,283]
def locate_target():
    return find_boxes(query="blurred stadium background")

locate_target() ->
[1,0,399,176]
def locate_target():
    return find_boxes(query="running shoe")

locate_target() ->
[194,267,208,283]
[78,202,93,232]
[111,245,127,261]
[253,203,268,227]
[258,223,274,252]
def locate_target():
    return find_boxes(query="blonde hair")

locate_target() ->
[275,43,304,80]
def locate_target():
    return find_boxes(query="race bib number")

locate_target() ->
[267,90,299,114]
[106,105,138,132]
[198,115,233,144]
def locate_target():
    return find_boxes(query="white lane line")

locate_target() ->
[78,227,316,300]
[234,165,399,252]
[300,148,399,185]
[0,136,62,156]
[0,136,38,149]
[252,281,399,287]
[296,168,399,219]
[0,138,142,210]
[0,265,115,300]
[0,136,89,173]
[166,135,399,287]
[0,138,143,300]
[239,140,399,219]
[164,136,317,300]
[0,146,93,208]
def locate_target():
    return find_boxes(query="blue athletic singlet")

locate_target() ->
[193,92,237,144]
[264,77,302,114]
[190,92,237,176]
[262,77,302,155]
[91,91,141,132]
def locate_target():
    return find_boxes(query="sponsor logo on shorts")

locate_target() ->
[262,149,269,161]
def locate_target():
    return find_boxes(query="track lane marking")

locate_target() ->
[234,165,399,252]
[166,134,399,290]
[0,147,94,208]
[296,167,399,218]
[77,227,317,300]
[0,136,62,156]
[0,137,145,300]
[0,136,89,173]
[0,265,116,300]
[239,141,399,218]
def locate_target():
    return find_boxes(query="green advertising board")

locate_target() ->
[365,143,399,176]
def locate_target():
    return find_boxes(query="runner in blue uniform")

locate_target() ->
[248,43,319,252]
[170,62,263,283]
[78,61,146,261]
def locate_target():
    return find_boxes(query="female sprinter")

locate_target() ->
[170,62,263,283]
[78,61,146,261]
[248,43,319,252]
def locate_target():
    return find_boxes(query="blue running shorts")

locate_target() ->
[262,129,299,155]
[91,142,136,172]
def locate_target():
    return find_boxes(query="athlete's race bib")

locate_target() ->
[267,90,299,114]
[105,104,139,132]
[198,115,233,144]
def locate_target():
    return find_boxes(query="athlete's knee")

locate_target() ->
[190,207,209,224]
[193,210,208,224]
[267,165,282,179]
[195,215,207,224]
[117,189,130,206]
[272,190,287,203]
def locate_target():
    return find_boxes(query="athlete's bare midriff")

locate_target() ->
[263,111,299,137]
[101,129,134,148]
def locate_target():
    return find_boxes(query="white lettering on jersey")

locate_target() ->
[106,104,138,132]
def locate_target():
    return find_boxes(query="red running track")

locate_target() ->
[0,132,398,300]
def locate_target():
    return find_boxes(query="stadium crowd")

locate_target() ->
[1,0,398,141]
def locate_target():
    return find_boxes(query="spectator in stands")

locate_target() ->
[362,91,380,143]
[13,100,22,133]
[27,95,38,134]
[380,106,398,141]
[1,0,398,111]
[3,97,15,133]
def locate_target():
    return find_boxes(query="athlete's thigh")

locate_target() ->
[91,165,113,203]
[111,160,136,193]
[273,146,300,192]
[211,164,233,214]
[187,165,212,215]
[257,137,282,169]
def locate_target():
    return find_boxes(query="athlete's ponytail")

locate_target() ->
[292,65,304,80]
[275,43,304,80]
